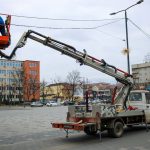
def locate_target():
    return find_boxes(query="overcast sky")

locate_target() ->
[1,0,150,84]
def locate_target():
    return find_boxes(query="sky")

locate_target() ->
[1,0,150,84]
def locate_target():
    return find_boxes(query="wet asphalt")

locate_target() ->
[0,106,150,150]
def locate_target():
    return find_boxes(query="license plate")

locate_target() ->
[64,125,73,129]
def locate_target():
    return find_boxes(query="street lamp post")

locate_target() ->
[110,0,144,74]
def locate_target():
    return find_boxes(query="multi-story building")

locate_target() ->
[23,60,40,101]
[0,59,40,103]
[132,62,150,90]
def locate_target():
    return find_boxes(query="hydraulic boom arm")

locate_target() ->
[0,30,133,108]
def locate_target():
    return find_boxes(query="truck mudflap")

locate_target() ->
[51,121,96,131]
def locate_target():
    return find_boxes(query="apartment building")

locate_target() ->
[132,62,150,90]
[0,59,40,103]
[23,60,40,101]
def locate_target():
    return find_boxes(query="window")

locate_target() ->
[0,70,6,74]
[17,62,20,67]
[129,92,142,101]
[29,62,37,67]
[7,62,9,67]
[13,62,15,67]
[1,61,4,66]
[29,70,37,75]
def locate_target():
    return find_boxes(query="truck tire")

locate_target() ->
[108,121,124,138]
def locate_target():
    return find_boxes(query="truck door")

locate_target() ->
[145,92,150,109]
[128,92,144,109]
[145,92,150,123]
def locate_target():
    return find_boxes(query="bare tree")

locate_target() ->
[0,83,6,104]
[24,74,40,101]
[51,77,63,100]
[23,75,31,101]
[40,80,49,101]
[30,77,40,100]
[61,83,72,100]
[79,77,90,100]
[0,86,3,104]
[11,70,24,103]
[66,70,81,101]
[22,65,40,101]
[0,69,23,105]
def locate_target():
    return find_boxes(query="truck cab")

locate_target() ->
[128,90,150,109]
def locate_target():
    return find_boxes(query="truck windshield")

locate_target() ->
[129,93,142,101]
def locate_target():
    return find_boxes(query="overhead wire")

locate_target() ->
[96,29,125,41]
[0,12,123,22]
[1,12,150,39]
[11,18,123,30]
[0,12,125,41]
[128,19,150,39]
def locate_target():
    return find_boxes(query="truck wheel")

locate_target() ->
[109,121,124,138]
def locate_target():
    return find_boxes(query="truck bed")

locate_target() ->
[117,110,144,117]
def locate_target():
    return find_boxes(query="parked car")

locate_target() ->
[23,101,31,106]
[40,99,49,105]
[30,101,43,107]
[78,101,86,105]
[63,101,75,106]
[46,101,58,107]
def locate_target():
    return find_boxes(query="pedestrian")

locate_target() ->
[0,16,6,36]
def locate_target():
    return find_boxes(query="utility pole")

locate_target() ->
[110,0,144,74]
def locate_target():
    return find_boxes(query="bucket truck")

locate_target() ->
[0,30,149,139]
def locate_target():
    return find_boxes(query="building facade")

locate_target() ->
[43,83,70,100]
[42,82,114,102]
[23,60,40,101]
[132,62,150,90]
[0,59,40,103]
